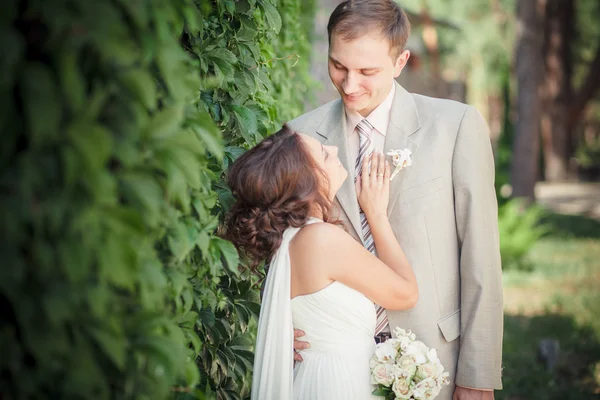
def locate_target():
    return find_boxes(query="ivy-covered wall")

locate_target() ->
[0,1,315,399]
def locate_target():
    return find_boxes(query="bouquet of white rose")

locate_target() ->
[370,327,450,400]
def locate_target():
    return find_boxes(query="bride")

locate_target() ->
[224,125,418,399]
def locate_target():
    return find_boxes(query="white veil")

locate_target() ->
[250,226,299,400]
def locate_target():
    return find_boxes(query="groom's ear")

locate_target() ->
[393,50,411,78]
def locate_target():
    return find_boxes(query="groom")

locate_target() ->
[289,1,503,399]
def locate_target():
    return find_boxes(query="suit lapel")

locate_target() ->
[316,101,363,239]
[384,83,422,216]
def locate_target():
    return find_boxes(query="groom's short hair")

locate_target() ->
[327,0,411,59]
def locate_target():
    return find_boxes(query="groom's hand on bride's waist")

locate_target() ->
[293,329,310,362]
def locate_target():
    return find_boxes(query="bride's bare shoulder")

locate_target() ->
[292,221,353,250]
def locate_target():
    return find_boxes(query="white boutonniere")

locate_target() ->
[386,149,412,181]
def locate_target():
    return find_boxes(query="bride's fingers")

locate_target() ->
[377,153,385,181]
[370,152,379,184]
[384,159,391,181]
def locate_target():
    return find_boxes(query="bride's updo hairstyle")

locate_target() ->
[224,124,335,268]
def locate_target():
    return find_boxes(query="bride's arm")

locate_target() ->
[291,153,418,310]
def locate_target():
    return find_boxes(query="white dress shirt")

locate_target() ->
[346,83,396,163]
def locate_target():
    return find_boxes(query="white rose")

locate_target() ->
[371,363,396,386]
[375,341,398,363]
[412,378,437,400]
[391,377,413,399]
[415,362,439,382]
[397,355,417,376]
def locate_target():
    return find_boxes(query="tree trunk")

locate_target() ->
[511,0,543,200]
[540,0,574,181]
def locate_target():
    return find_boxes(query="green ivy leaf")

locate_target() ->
[20,63,62,147]
[57,50,86,114]
[144,104,185,140]
[87,324,127,370]
[211,237,240,277]
[188,111,224,159]
[67,121,114,171]
[120,68,157,111]
[260,1,282,34]
[231,105,258,141]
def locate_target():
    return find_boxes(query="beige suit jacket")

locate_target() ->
[289,83,503,397]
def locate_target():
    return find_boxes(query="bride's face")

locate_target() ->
[299,133,348,199]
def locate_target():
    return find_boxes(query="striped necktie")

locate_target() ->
[354,119,389,335]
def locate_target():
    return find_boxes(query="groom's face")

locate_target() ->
[328,32,409,117]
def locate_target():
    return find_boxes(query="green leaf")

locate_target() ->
[119,172,163,223]
[157,41,198,101]
[224,146,246,168]
[206,48,238,65]
[57,50,86,114]
[171,146,202,189]
[186,331,203,355]
[184,357,201,387]
[99,234,137,289]
[231,105,258,141]
[236,26,257,42]
[188,111,224,159]
[168,221,194,263]
[196,231,210,257]
[98,37,139,67]
[120,68,157,111]
[260,1,282,33]
[144,104,185,140]
[0,27,24,88]
[20,63,62,146]
[67,121,114,171]
[87,324,127,370]
[198,308,216,328]
[211,237,240,277]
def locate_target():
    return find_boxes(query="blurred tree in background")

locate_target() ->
[0,1,315,399]
[398,0,600,196]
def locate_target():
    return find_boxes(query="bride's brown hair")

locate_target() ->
[224,124,336,268]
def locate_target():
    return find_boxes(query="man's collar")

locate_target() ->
[345,83,396,136]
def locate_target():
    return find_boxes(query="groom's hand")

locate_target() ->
[293,329,310,362]
[453,386,494,400]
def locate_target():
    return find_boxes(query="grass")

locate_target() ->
[498,212,600,400]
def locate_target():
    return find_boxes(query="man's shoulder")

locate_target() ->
[410,92,471,121]
[288,98,340,135]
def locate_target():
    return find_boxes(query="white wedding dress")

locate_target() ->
[251,218,379,400]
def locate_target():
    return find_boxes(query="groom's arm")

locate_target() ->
[452,106,503,390]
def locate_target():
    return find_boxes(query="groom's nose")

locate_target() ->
[342,72,360,94]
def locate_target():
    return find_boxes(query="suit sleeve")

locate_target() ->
[452,106,503,390]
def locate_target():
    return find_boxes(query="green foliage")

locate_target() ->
[498,200,548,271]
[575,137,600,167]
[181,1,316,399]
[399,0,516,99]
[0,0,315,399]
[572,0,600,87]
[501,234,600,399]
